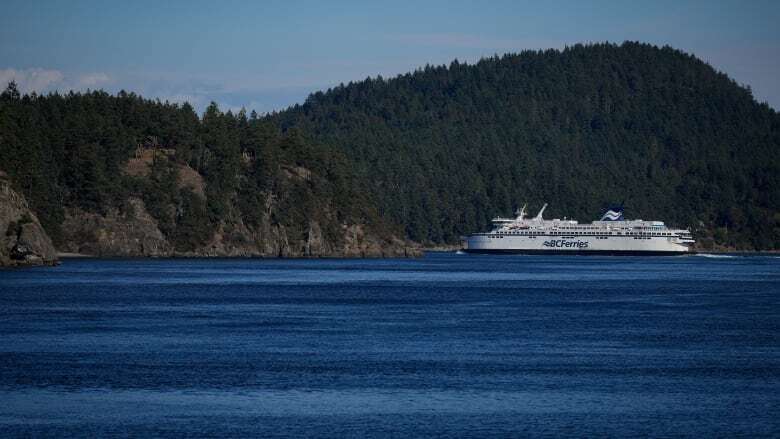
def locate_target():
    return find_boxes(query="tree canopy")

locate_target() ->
[0,86,388,251]
[1,42,778,251]
[273,42,780,250]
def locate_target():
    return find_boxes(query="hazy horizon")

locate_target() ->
[2,0,778,114]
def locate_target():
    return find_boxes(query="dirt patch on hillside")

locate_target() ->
[177,164,205,196]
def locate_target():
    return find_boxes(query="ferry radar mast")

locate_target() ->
[533,203,548,221]
[515,204,527,220]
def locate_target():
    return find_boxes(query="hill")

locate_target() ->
[1,42,778,254]
[0,87,417,259]
[274,42,779,250]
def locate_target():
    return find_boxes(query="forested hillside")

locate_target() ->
[1,42,778,253]
[275,42,779,250]
[0,85,410,257]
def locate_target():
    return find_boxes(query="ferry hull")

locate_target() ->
[463,234,694,255]
[461,248,693,256]
[462,203,696,256]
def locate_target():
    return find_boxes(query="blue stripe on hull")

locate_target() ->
[462,249,694,256]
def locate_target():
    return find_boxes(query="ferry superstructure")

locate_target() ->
[463,204,695,255]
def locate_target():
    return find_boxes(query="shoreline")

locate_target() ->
[56,252,94,258]
[55,253,423,260]
[53,249,779,259]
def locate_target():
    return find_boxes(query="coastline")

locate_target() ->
[56,252,94,258]
[55,251,423,260]
[54,247,780,260]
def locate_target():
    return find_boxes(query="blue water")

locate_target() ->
[1,253,779,437]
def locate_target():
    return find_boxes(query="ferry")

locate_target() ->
[462,204,695,255]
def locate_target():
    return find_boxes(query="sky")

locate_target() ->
[1,0,779,113]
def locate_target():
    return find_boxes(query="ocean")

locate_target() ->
[1,253,779,437]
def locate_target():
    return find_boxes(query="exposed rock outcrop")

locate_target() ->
[58,195,421,259]
[125,148,205,196]
[5,156,420,261]
[60,197,171,257]
[0,172,59,267]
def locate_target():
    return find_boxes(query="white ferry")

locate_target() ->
[463,204,695,255]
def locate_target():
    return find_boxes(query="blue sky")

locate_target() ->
[2,0,778,113]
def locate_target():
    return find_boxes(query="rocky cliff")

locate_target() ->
[59,196,420,258]
[0,171,58,267]
[59,197,172,257]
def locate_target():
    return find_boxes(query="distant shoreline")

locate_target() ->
[55,253,422,260]
[55,248,779,260]
[56,252,94,258]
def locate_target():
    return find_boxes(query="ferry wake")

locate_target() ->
[462,204,695,255]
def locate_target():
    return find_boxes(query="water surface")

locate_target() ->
[1,253,779,436]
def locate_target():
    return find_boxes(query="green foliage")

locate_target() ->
[0,85,390,252]
[201,102,241,222]
[1,42,777,251]
[139,153,179,235]
[0,85,198,244]
[273,42,780,250]
[170,188,211,252]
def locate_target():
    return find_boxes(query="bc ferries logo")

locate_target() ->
[543,240,589,248]
[600,207,624,221]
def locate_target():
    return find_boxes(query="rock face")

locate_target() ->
[60,197,171,257]
[3,161,420,260]
[0,172,59,267]
[59,196,421,258]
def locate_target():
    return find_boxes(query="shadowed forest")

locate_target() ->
[1,42,778,251]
